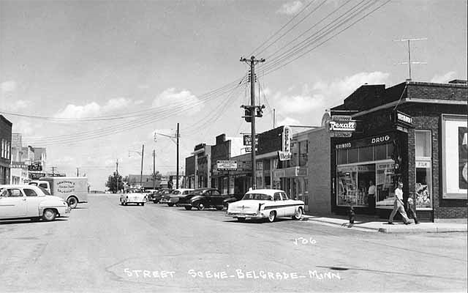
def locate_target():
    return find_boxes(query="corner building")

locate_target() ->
[330,80,467,222]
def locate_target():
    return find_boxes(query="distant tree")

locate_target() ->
[105,172,123,193]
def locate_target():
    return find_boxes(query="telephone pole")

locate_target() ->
[152,149,156,189]
[140,144,144,189]
[176,123,180,189]
[115,159,119,192]
[240,56,265,190]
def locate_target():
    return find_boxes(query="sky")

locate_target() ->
[1,0,467,190]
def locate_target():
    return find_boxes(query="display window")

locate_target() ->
[337,166,358,206]
[375,162,395,209]
[415,161,432,209]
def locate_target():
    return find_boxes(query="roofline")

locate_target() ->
[352,98,467,118]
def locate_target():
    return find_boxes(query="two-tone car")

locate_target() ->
[226,189,304,222]
[120,192,147,206]
[0,185,70,222]
[168,189,194,207]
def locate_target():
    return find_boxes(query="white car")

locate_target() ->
[120,192,147,206]
[0,185,70,221]
[226,189,304,222]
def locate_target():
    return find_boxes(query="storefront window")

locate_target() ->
[415,130,432,209]
[374,144,387,161]
[375,162,395,209]
[358,146,373,162]
[415,131,431,158]
[337,166,358,206]
[415,161,432,209]
[348,148,358,164]
[337,149,347,165]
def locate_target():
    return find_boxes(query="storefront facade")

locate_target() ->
[330,80,467,222]
[0,115,12,185]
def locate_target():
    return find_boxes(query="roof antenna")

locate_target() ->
[394,38,427,81]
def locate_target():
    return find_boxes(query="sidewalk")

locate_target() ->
[302,214,467,234]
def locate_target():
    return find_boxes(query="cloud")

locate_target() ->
[0,81,17,93]
[430,71,456,83]
[151,88,202,114]
[54,102,101,119]
[277,1,304,15]
[10,100,31,111]
[54,97,134,119]
[104,97,132,111]
[276,116,302,126]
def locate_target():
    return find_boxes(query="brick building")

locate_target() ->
[0,115,12,184]
[329,80,467,222]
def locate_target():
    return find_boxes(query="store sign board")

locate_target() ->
[331,115,352,121]
[336,133,396,150]
[278,151,292,161]
[331,132,352,138]
[376,162,395,170]
[282,126,292,153]
[416,161,431,168]
[243,134,258,146]
[216,160,237,171]
[393,111,413,127]
[329,120,356,132]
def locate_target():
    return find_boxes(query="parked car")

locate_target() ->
[151,188,173,204]
[168,189,195,206]
[176,188,228,211]
[145,189,158,201]
[159,189,175,205]
[226,189,304,222]
[0,185,70,221]
[120,192,147,206]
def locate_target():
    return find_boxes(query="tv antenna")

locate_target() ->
[394,37,427,81]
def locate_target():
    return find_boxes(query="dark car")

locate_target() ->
[176,188,230,211]
[152,188,173,204]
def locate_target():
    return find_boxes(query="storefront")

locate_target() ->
[335,133,397,213]
[330,80,467,222]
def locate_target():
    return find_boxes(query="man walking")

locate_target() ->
[388,182,410,225]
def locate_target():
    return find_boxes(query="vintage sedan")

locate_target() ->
[168,188,195,206]
[226,189,304,222]
[120,192,147,206]
[0,185,70,222]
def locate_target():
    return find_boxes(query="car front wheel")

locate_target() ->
[42,209,57,221]
[293,207,303,220]
[196,202,205,211]
[268,211,276,223]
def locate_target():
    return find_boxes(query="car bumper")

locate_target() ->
[226,212,266,219]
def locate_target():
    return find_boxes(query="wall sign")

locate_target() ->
[335,133,395,149]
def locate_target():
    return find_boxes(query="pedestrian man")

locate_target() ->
[388,182,410,225]
[367,180,376,211]
[406,196,419,224]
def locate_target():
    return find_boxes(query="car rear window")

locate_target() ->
[242,193,272,200]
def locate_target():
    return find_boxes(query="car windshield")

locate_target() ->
[29,182,38,186]
[173,190,181,195]
[242,193,272,201]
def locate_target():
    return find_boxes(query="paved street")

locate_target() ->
[0,194,466,293]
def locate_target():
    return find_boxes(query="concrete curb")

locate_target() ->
[302,216,467,234]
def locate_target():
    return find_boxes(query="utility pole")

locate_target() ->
[152,149,156,189]
[115,159,119,193]
[240,56,265,190]
[394,38,427,81]
[176,123,180,189]
[140,144,144,189]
